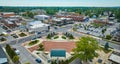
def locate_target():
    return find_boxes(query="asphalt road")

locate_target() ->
[0,32,49,64]
[52,24,120,50]
[0,24,120,64]
[12,44,37,64]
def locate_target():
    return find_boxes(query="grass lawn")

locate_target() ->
[91,23,105,28]
[29,40,39,46]
[19,32,27,37]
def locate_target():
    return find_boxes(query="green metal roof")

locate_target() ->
[50,49,66,57]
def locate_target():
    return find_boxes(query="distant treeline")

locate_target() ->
[0,6,120,13]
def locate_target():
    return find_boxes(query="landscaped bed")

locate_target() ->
[62,36,66,39]
[0,37,6,41]
[29,40,39,46]
[54,36,59,39]
[63,32,74,39]
[19,32,27,37]
[91,23,105,28]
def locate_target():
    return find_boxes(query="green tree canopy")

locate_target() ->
[5,44,17,59]
[104,42,109,50]
[12,55,19,63]
[105,35,112,40]
[74,36,100,63]
[5,44,19,63]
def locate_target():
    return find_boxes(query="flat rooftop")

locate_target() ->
[29,21,49,28]
[109,51,120,63]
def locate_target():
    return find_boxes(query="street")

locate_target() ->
[0,24,120,64]
[12,44,37,64]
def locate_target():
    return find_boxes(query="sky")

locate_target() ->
[0,0,120,7]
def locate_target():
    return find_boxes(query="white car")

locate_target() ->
[15,49,20,55]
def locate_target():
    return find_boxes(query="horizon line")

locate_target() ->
[0,5,120,7]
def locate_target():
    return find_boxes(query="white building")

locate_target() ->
[108,51,120,64]
[28,21,49,33]
[34,15,50,21]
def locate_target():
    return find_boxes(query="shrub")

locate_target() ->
[54,36,59,39]
[29,40,39,46]
[47,32,57,39]
[38,43,44,51]
[46,34,51,39]
[91,23,104,28]
[64,32,74,39]
[12,55,19,63]
[62,36,66,39]
[64,32,70,37]
[69,34,74,39]
[105,35,112,40]
[19,32,27,37]
[0,37,6,41]
[104,42,109,50]
[5,44,19,63]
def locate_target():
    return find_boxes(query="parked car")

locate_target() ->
[15,49,20,55]
[37,36,41,38]
[6,30,11,33]
[47,59,51,63]
[11,34,18,38]
[12,48,20,55]
[37,32,41,34]
[35,58,41,63]
[54,27,58,29]
[31,38,37,41]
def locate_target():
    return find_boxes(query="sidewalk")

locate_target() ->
[32,51,50,64]
[24,39,43,48]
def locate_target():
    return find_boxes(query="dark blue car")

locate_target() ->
[37,32,41,34]
[35,58,41,63]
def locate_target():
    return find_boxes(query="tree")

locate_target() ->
[39,43,44,51]
[5,44,17,59]
[105,35,112,40]
[46,34,51,39]
[74,36,100,64]
[0,37,6,41]
[69,34,74,39]
[74,24,78,27]
[102,28,107,37]
[5,44,19,63]
[23,11,34,18]
[104,42,109,50]
[115,10,120,22]
[12,55,19,64]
